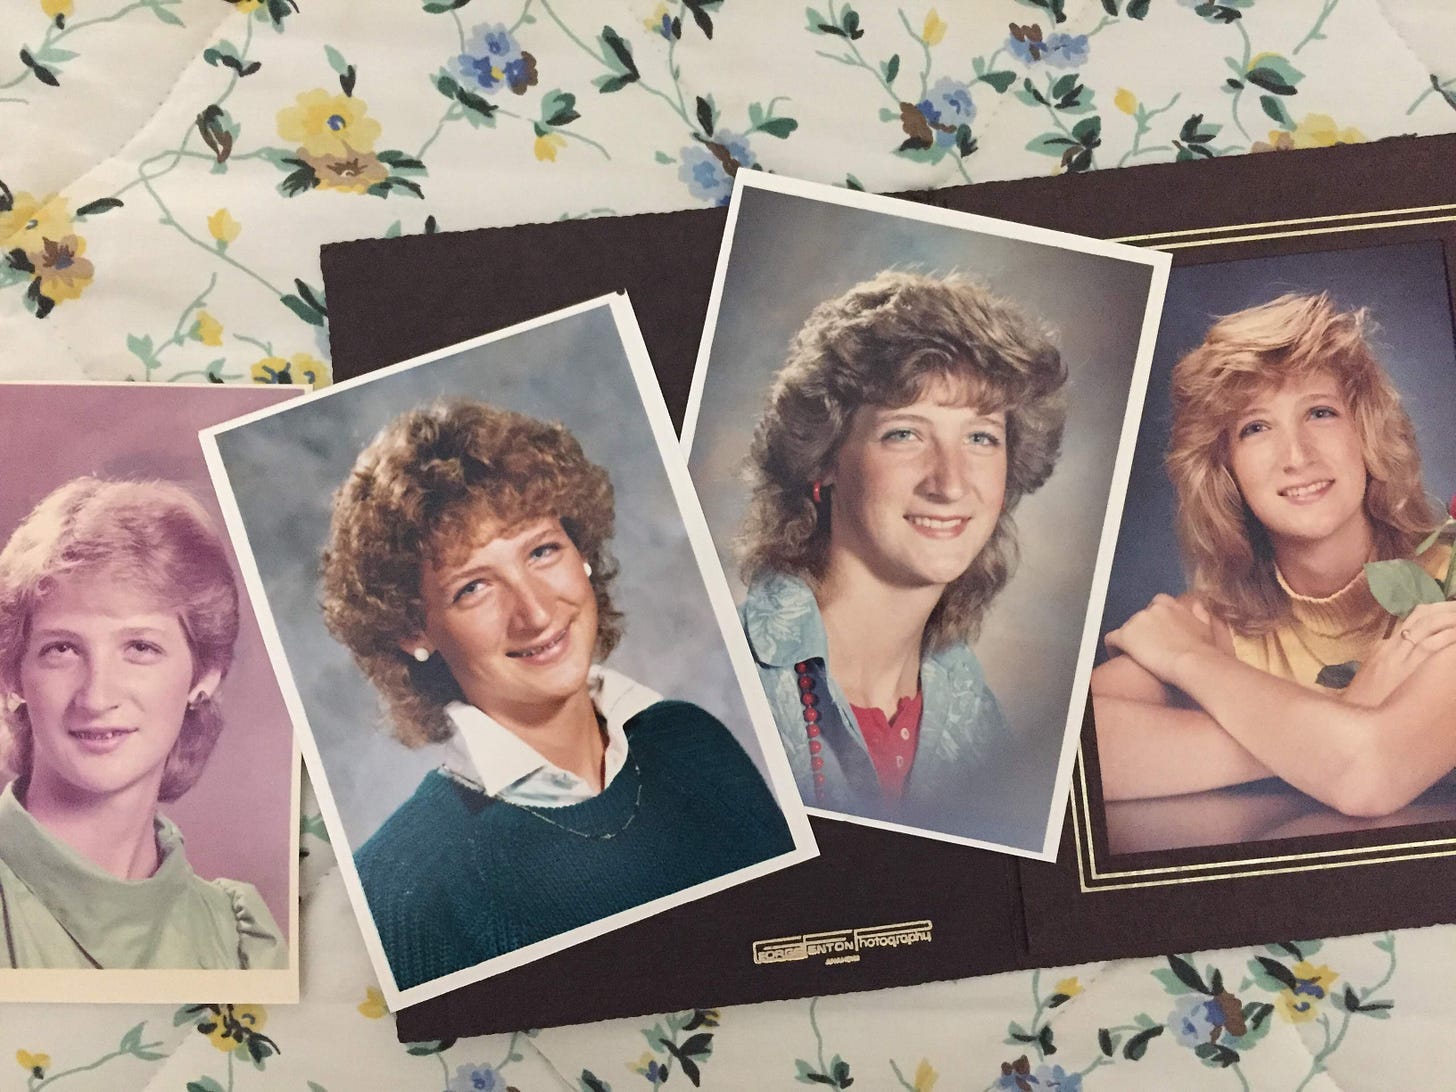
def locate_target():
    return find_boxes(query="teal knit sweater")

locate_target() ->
[355,700,795,990]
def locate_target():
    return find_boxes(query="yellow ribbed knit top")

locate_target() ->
[1229,542,1452,689]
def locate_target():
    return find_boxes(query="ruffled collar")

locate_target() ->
[0,780,194,966]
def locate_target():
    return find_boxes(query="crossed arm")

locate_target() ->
[1090,597,1456,817]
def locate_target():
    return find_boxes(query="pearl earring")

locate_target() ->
[412,647,430,663]
[583,561,593,578]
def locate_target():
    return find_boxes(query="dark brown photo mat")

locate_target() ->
[320,133,1456,1040]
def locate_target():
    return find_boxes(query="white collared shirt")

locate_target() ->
[440,666,662,807]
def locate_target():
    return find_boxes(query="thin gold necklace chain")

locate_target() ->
[485,754,644,840]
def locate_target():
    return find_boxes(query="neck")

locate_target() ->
[487,687,606,792]
[1272,516,1376,598]
[21,772,163,880]
[816,555,940,712]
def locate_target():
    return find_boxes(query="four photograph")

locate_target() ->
[202,295,817,1009]
[684,172,1170,858]
[0,383,301,1004]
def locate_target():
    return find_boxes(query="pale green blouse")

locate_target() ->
[0,782,286,970]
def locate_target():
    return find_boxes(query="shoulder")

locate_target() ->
[1174,591,1236,652]
[207,877,287,970]
[626,701,762,773]
[740,572,826,667]
[354,771,478,893]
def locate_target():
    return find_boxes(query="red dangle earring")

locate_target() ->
[812,480,823,504]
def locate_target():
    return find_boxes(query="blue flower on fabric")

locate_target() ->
[678,131,757,206]
[1007,24,1090,68]
[1033,1064,1082,1092]
[916,77,976,145]
[647,1060,668,1082]
[458,23,539,95]
[1169,994,1222,1048]
[448,1064,502,1092]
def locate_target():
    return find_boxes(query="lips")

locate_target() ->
[506,626,570,663]
[1279,479,1334,503]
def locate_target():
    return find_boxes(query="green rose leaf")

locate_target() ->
[1365,559,1445,617]
[1259,94,1294,129]
[979,70,1017,94]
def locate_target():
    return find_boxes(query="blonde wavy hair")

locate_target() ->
[321,400,622,747]
[739,270,1067,650]
[1167,292,1437,633]
[0,479,239,801]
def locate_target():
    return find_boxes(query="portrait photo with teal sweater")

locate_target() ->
[204,296,816,1010]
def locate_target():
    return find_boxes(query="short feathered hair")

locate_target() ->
[0,478,239,801]
[321,400,621,747]
[738,270,1067,650]
[1167,292,1437,633]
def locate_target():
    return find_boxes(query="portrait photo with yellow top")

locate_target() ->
[1088,238,1456,860]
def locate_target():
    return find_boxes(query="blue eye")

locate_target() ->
[452,578,486,604]
[969,430,1003,448]
[1309,405,1339,420]
[530,541,563,560]
[1237,420,1267,440]
[881,427,917,443]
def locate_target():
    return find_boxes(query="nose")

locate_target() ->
[921,440,970,502]
[507,577,553,634]
[74,654,122,716]
[1281,425,1311,470]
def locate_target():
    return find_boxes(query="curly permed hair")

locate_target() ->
[321,399,622,747]
[738,270,1068,650]
[0,478,239,802]
[1167,292,1437,633]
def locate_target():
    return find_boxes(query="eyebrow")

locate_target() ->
[875,409,1006,426]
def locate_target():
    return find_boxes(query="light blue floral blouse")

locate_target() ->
[742,571,1029,846]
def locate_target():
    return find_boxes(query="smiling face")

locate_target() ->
[825,377,1009,592]
[17,572,216,804]
[409,516,599,731]
[1227,371,1373,556]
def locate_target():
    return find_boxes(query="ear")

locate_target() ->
[396,636,432,660]
[191,667,224,705]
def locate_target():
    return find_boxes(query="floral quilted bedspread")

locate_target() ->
[3,0,1455,1088]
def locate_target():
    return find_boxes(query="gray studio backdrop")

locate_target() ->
[687,186,1158,848]
[214,304,769,848]
[1097,239,1456,647]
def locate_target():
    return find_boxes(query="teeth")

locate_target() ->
[512,630,565,659]
[1281,480,1332,499]
[73,730,129,741]
[908,516,966,529]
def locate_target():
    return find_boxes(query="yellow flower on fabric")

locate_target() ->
[0,191,72,253]
[1275,961,1339,1023]
[643,2,669,34]
[358,986,388,1019]
[32,234,94,302]
[207,208,241,247]
[16,1051,50,1078]
[251,352,323,386]
[234,0,263,9]
[1114,88,1138,115]
[533,132,566,162]
[276,89,381,158]
[913,1058,939,1091]
[922,9,947,46]
[1054,976,1084,999]
[192,310,223,346]
[40,0,71,18]
[206,1004,267,1052]
[1287,113,1364,149]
